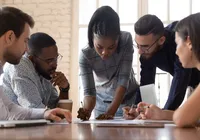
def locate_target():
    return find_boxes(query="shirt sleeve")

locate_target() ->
[48,87,59,109]
[10,72,46,108]
[140,56,156,86]
[164,56,192,110]
[117,33,134,88]
[0,86,44,120]
[79,50,96,96]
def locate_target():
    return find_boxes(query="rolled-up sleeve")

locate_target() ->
[117,33,134,88]
[79,51,96,96]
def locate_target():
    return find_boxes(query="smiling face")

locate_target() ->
[93,35,118,60]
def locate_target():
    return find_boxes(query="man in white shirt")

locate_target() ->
[0,6,71,122]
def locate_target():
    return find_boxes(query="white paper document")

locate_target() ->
[74,118,173,124]
[140,84,158,106]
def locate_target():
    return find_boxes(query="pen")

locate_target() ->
[126,104,149,115]
[130,104,137,108]
[126,104,136,115]
[81,101,83,106]
[79,101,89,120]
[131,105,149,109]
[130,104,149,109]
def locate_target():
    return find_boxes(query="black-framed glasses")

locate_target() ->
[133,36,162,53]
[35,53,63,65]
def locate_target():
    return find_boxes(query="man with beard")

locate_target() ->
[2,32,69,109]
[0,6,71,122]
[133,14,199,110]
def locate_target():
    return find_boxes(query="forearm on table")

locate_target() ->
[83,95,96,112]
[173,85,200,127]
[106,86,126,115]
[162,110,174,120]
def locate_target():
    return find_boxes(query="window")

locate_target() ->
[148,0,200,108]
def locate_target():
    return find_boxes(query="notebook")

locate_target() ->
[0,119,49,128]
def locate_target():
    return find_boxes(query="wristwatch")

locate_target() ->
[59,84,70,92]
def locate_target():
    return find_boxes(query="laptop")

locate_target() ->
[0,119,49,128]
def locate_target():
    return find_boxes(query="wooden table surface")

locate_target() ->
[0,123,200,140]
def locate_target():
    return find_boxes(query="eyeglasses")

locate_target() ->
[133,36,162,53]
[35,53,63,65]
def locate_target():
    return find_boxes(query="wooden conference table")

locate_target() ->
[0,122,200,140]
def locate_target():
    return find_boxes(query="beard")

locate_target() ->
[141,45,162,60]
[35,64,56,80]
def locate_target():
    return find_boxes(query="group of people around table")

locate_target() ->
[1,5,200,128]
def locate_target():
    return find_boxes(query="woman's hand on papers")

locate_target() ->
[44,108,72,123]
[136,102,164,120]
[96,114,114,120]
[77,108,91,121]
[123,102,165,120]
[122,106,139,120]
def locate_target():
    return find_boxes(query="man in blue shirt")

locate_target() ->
[134,14,199,110]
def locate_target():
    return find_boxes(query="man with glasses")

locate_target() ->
[2,32,70,109]
[133,14,199,110]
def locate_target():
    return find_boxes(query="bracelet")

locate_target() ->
[60,84,70,92]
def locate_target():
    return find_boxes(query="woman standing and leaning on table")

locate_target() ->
[77,6,139,120]
[123,12,200,128]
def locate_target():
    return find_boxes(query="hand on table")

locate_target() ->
[122,106,140,120]
[136,102,164,120]
[44,108,72,123]
[77,108,91,121]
